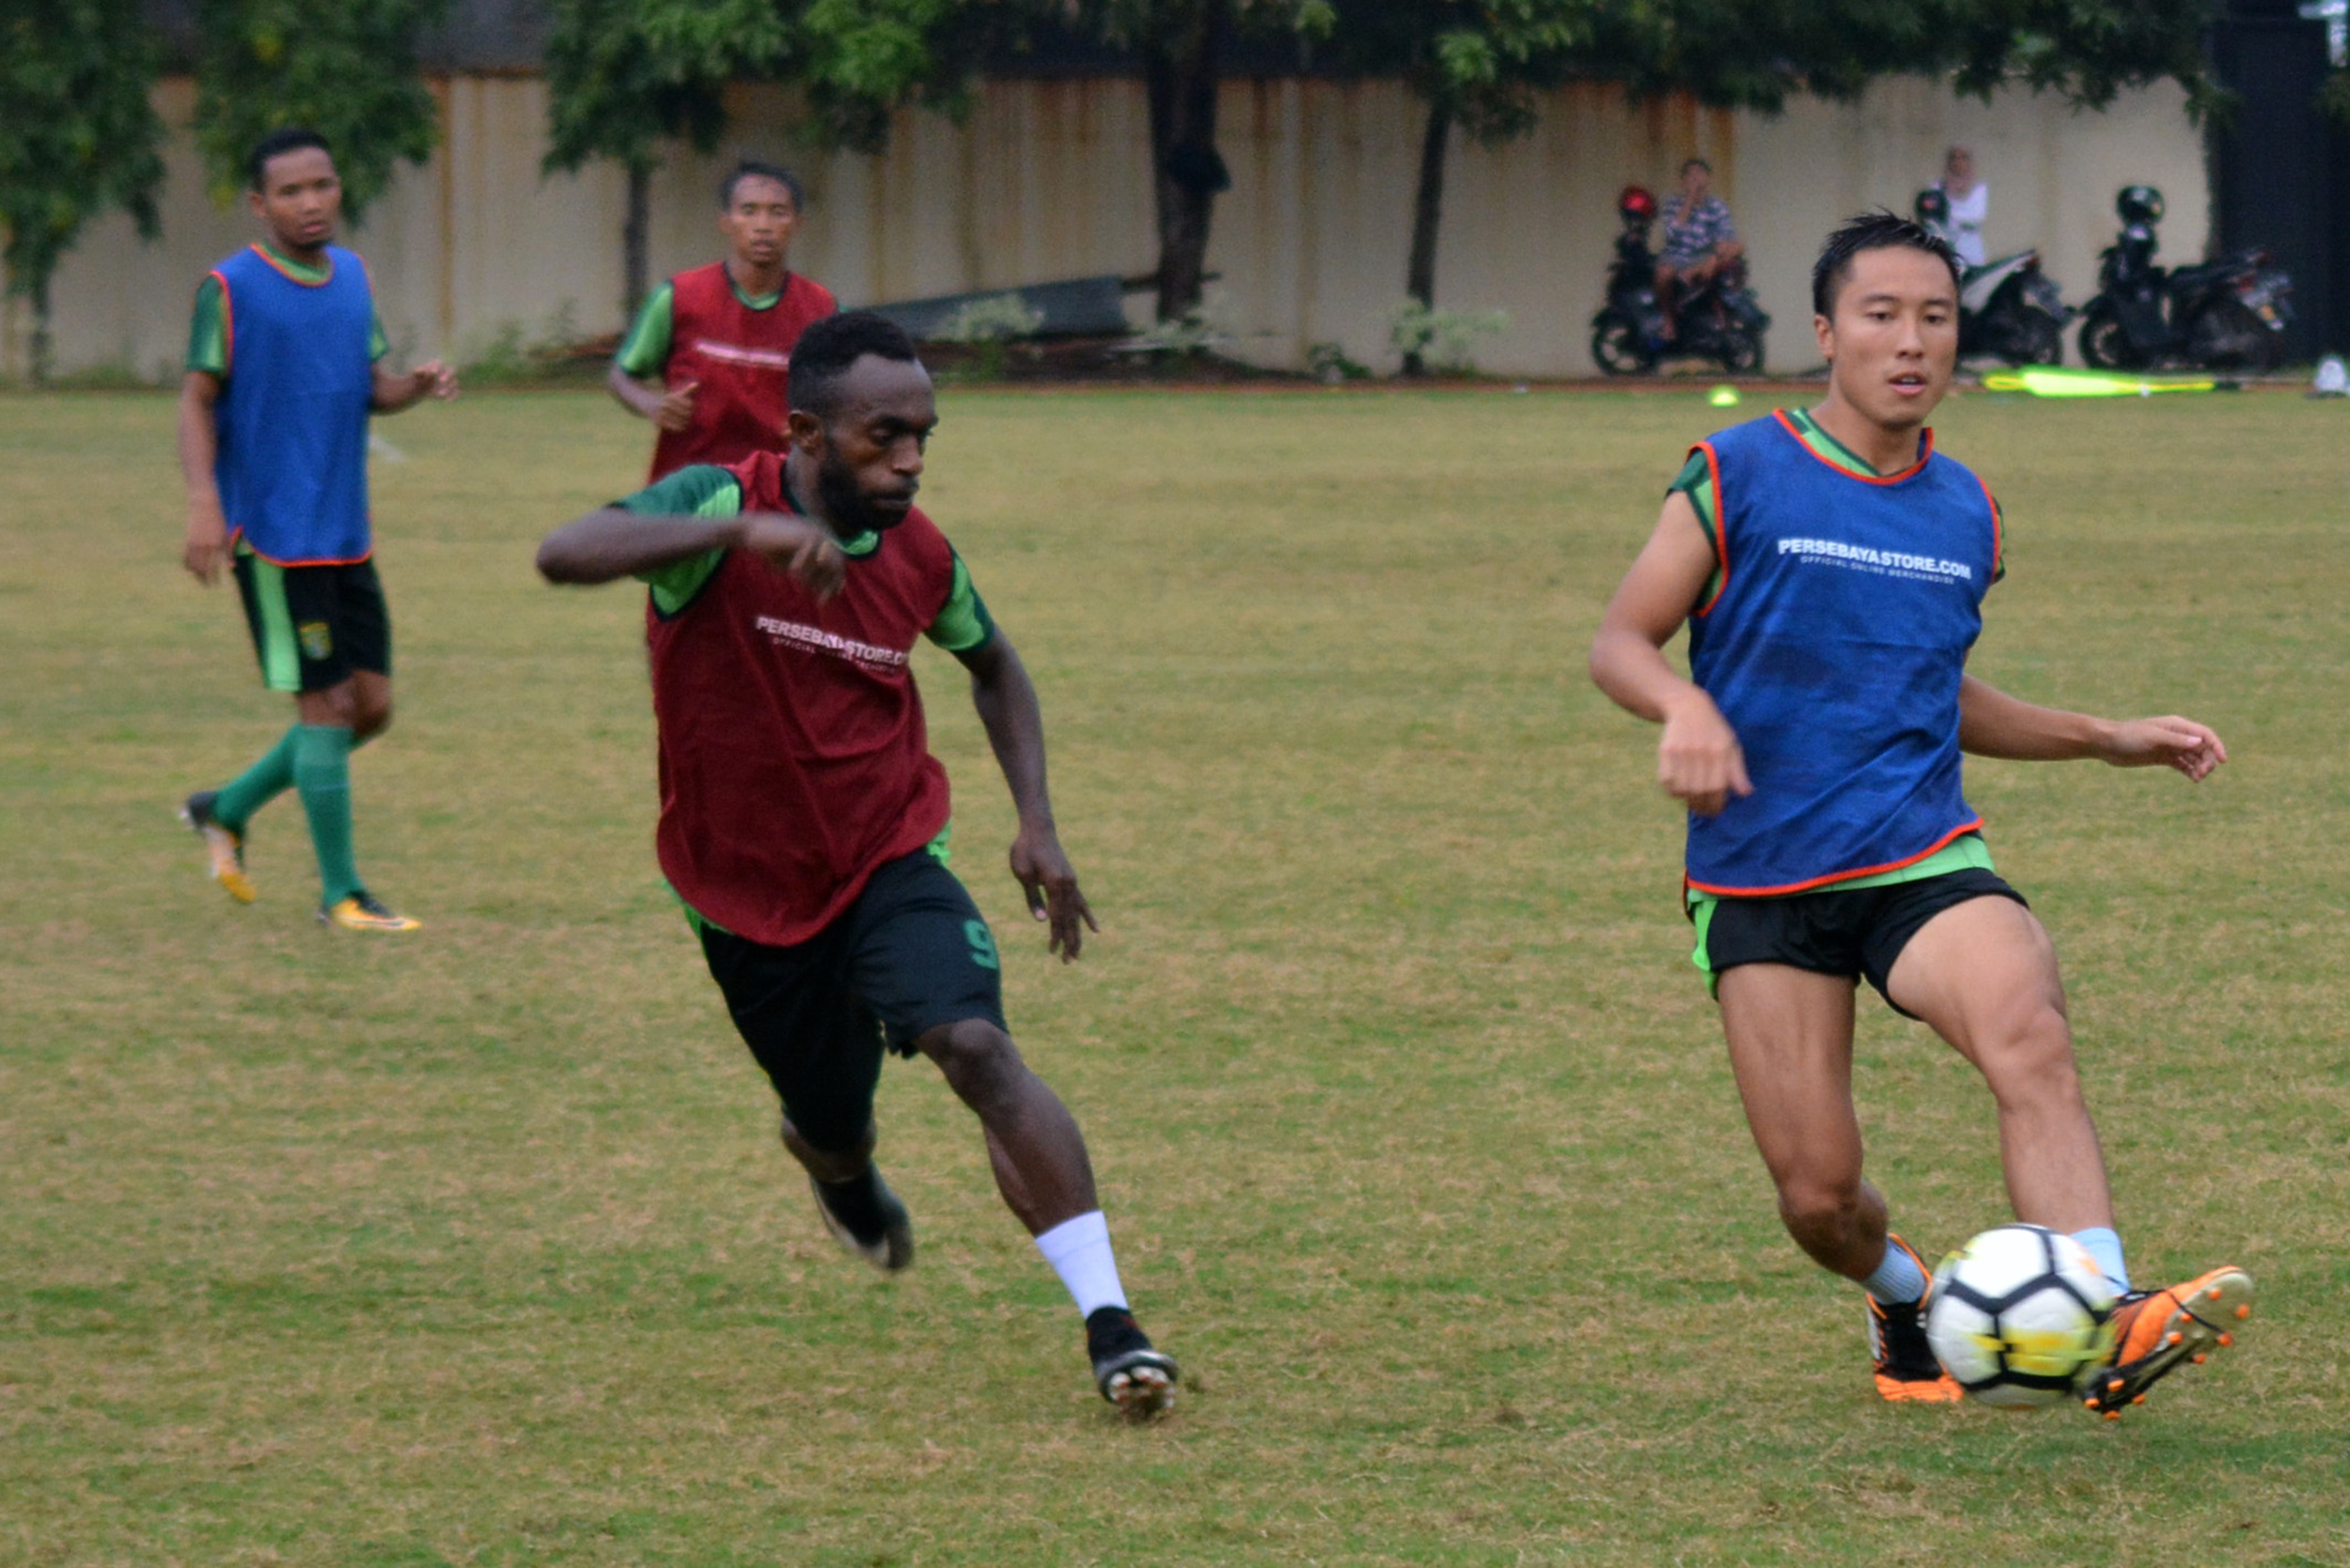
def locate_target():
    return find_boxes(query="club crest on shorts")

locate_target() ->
[298,621,333,661]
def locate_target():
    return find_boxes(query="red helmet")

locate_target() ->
[1619,184,1657,221]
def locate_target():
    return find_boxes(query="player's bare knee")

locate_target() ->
[353,697,393,741]
[300,686,358,729]
[1980,1005,2084,1110]
[920,1020,1026,1106]
[1776,1172,1865,1237]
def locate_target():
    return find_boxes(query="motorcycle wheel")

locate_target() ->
[1590,318,1655,376]
[1716,323,1764,375]
[2008,310,2064,368]
[2076,306,2141,370]
[2184,300,2285,373]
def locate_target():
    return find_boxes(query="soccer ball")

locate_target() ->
[1926,1224,2118,1408]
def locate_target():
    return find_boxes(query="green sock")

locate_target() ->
[212,725,301,832]
[292,724,362,906]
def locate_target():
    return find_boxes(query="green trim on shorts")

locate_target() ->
[1687,832,1996,989]
[243,546,303,691]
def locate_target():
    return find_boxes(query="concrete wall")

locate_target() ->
[7,71,2211,382]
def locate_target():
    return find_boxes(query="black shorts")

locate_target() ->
[1693,869,2028,1017]
[233,548,392,694]
[697,849,1008,1154]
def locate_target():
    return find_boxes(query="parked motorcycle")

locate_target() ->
[2076,185,2293,372]
[1590,186,1770,376]
[1915,188,2070,366]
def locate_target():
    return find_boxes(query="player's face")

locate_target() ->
[1814,246,1958,430]
[248,149,342,256]
[806,356,937,532]
[720,177,800,271]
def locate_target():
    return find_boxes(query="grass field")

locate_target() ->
[4,385,2347,1567]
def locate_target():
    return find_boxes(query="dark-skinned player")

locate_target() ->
[607,161,837,478]
[178,128,458,932]
[539,311,1177,1417]
[1589,212,2252,1415]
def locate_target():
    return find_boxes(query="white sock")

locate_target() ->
[1033,1210,1129,1318]
[2071,1227,2131,1294]
[1861,1237,1928,1304]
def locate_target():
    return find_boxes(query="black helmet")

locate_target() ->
[1914,187,1950,226]
[2117,185,2165,224]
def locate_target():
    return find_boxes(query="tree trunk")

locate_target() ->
[1402,100,1452,377]
[30,275,53,387]
[622,162,652,324]
[1145,5,1230,323]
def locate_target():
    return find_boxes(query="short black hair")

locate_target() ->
[1681,157,1711,175]
[247,128,333,191]
[788,311,923,417]
[1811,211,1962,318]
[720,160,804,211]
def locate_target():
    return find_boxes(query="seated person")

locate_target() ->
[1655,158,1744,341]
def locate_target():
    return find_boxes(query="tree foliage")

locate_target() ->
[1593,0,2221,117]
[0,0,165,379]
[1336,0,1589,143]
[541,0,791,180]
[192,0,447,223]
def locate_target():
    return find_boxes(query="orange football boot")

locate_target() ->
[2081,1265,2254,1419]
[1868,1235,1965,1403]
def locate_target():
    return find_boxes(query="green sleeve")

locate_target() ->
[187,275,228,376]
[1665,449,1722,609]
[923,551,997,654]
[370,313,389,363]
[1666,449,1716,552]
[618,465,744,616]
[614,283,675,378]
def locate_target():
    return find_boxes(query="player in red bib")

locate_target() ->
[540,312,1177,1417]
[607,160,838,479]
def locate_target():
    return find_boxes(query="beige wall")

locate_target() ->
[7,71,2209,382]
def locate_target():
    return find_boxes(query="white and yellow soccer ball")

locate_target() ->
[1927,1224,2119,1408]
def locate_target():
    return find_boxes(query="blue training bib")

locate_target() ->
[1684,412,1999,894]
[211,244,377,565]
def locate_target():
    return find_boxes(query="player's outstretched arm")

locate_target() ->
[956,629,1098,962]
[371,359,458,413]
[1957,675,2226,780]
[1589,491,1752,816]
[536,508,843,598]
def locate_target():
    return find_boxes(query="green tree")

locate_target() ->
[1333,0,1589,370]
[193,0,447,225]
[0,0,165,383]
[1067,0,1335,321]
[540,0,791,321]
[1594,0,2220,117]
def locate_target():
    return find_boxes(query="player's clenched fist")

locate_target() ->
[654,380,699,432]
[741,512,845,599]
[1656,690,1753,817]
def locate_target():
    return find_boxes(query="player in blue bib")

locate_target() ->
[175,129,458,932]
[1590,213,2253,1416]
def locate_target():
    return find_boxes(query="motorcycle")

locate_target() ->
[2075,184,2293,372]
[1590,191,1770,376]
[1917,189,2070,365]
